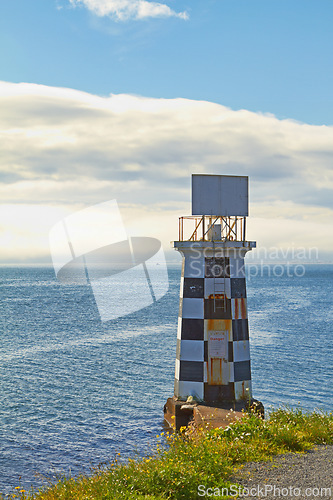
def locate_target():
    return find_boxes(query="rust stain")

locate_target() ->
[209,358,223,385]
[208,293,225,300]
[235,299,239,319]
[208,331,229,385]
[237,380,251,400]
[206,319,216,331]
[224,319,232,329]
[240,298,247,319]
[206,320,232,340]
[234,299,247,319]
[207,319,224,331]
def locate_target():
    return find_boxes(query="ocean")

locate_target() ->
[0,263,332,495]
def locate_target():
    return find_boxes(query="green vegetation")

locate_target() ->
[5,407,333,500]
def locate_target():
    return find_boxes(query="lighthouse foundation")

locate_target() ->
[164,396,264,431]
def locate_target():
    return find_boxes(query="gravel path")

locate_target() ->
[231,445,333,499]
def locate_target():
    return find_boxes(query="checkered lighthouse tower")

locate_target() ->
[173,175,256,407]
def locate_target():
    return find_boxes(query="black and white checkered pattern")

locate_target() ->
[174,251,252,403]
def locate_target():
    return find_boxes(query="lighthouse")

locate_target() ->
[164,174,259,429]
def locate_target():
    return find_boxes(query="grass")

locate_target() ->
[5,407,333,500]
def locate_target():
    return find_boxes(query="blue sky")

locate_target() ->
[1,0,332,125]
[1,0,333,263]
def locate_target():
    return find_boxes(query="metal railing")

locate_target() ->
[178,215,246,242]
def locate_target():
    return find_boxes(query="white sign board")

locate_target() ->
[192,175,248,216]
[208,333,227,359]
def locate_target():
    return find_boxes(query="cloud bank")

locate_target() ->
[1,81,333,262]
[68,0,189,21]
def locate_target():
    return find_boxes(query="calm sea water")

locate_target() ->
[0,263,332,495]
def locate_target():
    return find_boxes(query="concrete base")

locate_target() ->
[164,397,264,431]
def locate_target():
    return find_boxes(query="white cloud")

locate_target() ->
[68,0,189,21]
[1,81,333,263]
